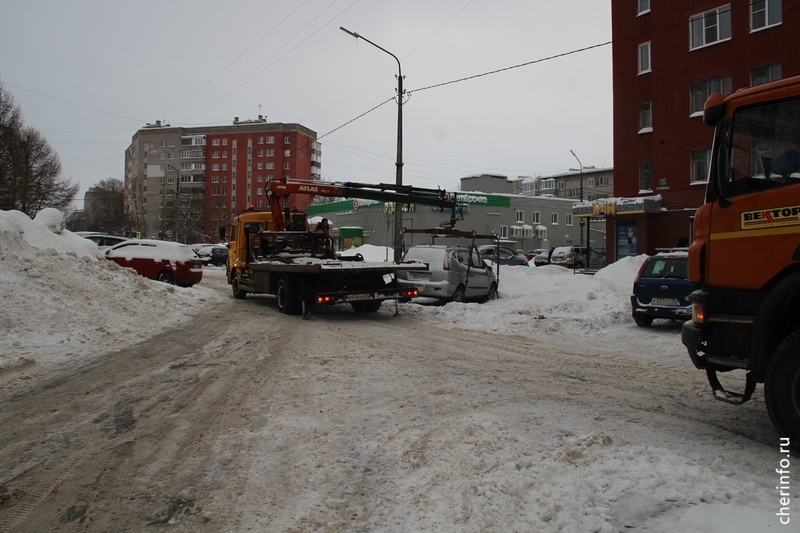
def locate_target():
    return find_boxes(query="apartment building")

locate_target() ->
[124,117,320,242]
[609,0,797,259]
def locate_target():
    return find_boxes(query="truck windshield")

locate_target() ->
[725,96,800,196]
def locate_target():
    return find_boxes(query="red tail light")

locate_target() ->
[443,253,451,271]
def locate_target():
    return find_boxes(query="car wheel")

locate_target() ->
[633,313,653,327]
[156,270,176,285]
[452,285,466,303]
[482,283,498,302]
[765,331,800,454]
[575,261,585,269]
[276,277,299,314]
[231,275,247,299]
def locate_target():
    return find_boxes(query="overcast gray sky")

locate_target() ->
[0,0,612,208]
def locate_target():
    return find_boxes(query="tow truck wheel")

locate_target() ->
[231,275,247,299]
[452,285,466,303]
[276,277,299,314]
[765,331,800,454]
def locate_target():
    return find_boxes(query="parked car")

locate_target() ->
[81,233,131,250]
[630,251,697,327]
[105,239,203,287]
[208,245,228,266]
[398,244,498,302]
[477,245,529,266]
[549,245,587,268]
[533,250,551,267]
[524,248,548,261]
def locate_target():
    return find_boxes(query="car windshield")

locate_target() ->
[640,257,687,279]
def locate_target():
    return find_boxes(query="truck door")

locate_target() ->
[706,97,800,290]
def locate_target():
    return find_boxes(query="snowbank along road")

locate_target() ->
[0,270,787,532]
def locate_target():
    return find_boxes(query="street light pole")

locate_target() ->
[570,150,590,268]
[341,27,405,263]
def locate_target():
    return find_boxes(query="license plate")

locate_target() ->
[408,272,430,280]
[651,298,679,306]
[348,293,372,301]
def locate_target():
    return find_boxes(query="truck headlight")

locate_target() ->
[688,289,708,325]
[692,301,705,324]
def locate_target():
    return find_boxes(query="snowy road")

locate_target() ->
[0,269,785,532]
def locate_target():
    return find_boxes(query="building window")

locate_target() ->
[223,138,228,146]
[515,210,524,223]
[690,5,731,50]
[266,149,274,157]
[751,0,781,31]
[532,211,540,224]
[212,139,220,146]
[266,162,274,169]
[257,162,263,169]
[212,164,220,171]
[639,162,653,191]
[691,75,732,115]
[212,151,220,158]
[587,177,595,187]
[284,162,290,170]
[691,149,711,183]
[637,0,650,15]
[639,102,652,133]
[258,137,264,144]
[566,214,573,227]
[267,136,275,144]
[500,225,508,239]
[222,151,228,158]
[284,136,291,144]
[212,176,219,183]
[638,42,651,74]
[598,176,609,186]
[752,63,782,86]
[284,149,291,157]
[568,188,580,198]
[550,213,559,225]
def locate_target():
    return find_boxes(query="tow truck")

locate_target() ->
[681,74,800,453]
[223,178,465,315]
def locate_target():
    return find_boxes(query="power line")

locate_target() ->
[0,81,143,123]
[408,41,611,94]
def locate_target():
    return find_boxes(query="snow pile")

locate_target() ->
[350,242,648,340]
[0,209,226,369]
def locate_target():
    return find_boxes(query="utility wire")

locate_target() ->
[408,41,611,94]
[160,0,311,119]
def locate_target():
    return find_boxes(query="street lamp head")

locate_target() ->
[340,27,359,39]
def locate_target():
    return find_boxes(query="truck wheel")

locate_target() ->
[351,300,382,313]
[452,285,466,303]
[634,313,653,327]
[231,276,247,299]
[765,331,800,453]
[276,277,299,314]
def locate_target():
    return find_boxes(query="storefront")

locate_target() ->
[573,196,663,263]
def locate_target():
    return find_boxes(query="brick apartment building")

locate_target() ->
[607,0,797,260]
[124,117,320,242]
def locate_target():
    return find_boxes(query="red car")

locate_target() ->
[105,239,203,287]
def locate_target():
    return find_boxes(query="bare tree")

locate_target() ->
[85,178,125,233]
[0,85,78,215]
